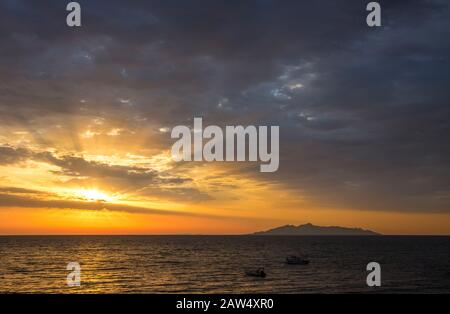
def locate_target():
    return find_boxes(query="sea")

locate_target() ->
[0,236,449,293]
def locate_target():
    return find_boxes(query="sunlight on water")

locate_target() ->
[0,236,449,293]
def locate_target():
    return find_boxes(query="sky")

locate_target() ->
[0,0,449,235]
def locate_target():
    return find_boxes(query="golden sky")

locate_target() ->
[1,1,450,235]
[1,124,449,235]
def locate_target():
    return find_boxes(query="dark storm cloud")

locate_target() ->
[0,1,449,212]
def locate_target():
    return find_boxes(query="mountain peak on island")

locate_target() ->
[253,223,380,236]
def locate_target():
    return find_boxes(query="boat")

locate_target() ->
[245,268,266,278]
[285,255,310,265]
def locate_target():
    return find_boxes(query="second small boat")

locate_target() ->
[285,255,310,265]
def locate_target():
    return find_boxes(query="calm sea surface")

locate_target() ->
[0,236,449,293]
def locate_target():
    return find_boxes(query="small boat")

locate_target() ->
[245,267,266,278]
[285,255,310,265]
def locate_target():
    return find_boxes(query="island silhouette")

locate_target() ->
[252,223,380,236]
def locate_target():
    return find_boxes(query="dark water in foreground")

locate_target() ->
[0,236,449,293]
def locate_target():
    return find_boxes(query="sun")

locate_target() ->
[75,189,113,202]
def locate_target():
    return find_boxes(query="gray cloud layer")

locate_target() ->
[1,0,449,212]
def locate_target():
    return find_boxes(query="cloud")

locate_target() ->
[36,152,160,180]
[0,146,31,165]
[0,191,221,218]
[0,187,48,195]
[137,186,213,202]
[0,0,450,213]
[0,145,209,202]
